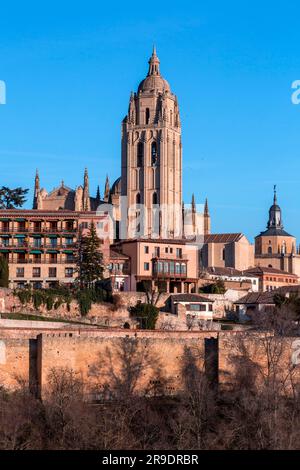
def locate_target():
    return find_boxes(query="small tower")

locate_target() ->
[83,168,91,211]
[191,194,196,234]
[254,186,296,269]
[204,198,211,235]
[33,169,40,209]
[267,185,283,230]
[104,175,110,203]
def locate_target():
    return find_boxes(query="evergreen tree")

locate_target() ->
[0,186,29,209]
[129,302,159,330]
[0,256,9,288]
[76,222,104,288]
[96,185,101,203]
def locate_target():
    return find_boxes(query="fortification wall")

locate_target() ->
[37,330,214,398]
[218,331,300,392]
[0,337,32,389]
[1,327,300,398]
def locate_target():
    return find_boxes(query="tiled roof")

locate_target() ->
[257,228,294,238]
[205,266,257,278]
[245,266,298,278]
[110,250,130,260]
[235,285,300,305]
[113,238,195,246]
[170,293,214,303]
[204,233,243,244]
[235,292,275,305]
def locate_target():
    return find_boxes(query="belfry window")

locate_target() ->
[151,141,158,166]
[268,246,272,254]
[136,193,141,205]
[137,142,144,167]
[152,192,158,205]
[146,108,150,125]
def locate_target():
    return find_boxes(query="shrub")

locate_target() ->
[16,288,32,305]
[130,302,159,330]
[46,295,55,311]
[77,290,93,316]
[54,299,63,310]
[199,280,226,295]
[33,291,44,310]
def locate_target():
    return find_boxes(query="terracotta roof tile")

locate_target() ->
[170,293,214,303]
[204,233,243,244]
[245,266,298,278]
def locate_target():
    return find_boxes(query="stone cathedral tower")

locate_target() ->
[121,47,182,239]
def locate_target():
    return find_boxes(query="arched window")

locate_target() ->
[134,169,138,190]
[145,108,150,124]
[151,141,158,166]
[268,246,272,254]
[136,193,141,204]
[137,142,144,167]
[152,192,158,205]
[170,110,173,126]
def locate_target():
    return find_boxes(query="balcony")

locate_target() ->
[152,259,187,279]
[9,259,76,264]
[153,271,187,279]
[0,243,29,249]
[0,227,77,234]
[151,252,186,260]
[0,243,77,250]
[109,268,130,276]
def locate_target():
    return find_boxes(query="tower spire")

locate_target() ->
[33,169,40,209]
[273,184,277,205]
[83,168,91,211]
[204,198,211,235]
[267,185,283,229]
[148,46,160,76]
[204,198,209,216]
[104,175,110,202]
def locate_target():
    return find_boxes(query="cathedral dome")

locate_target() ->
[138,75,170,94]
[137,47,171,94]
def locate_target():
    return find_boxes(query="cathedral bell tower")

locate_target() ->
[121,47,182,239]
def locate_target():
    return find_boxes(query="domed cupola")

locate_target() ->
[267,185,283,230]
[137,46,171,94]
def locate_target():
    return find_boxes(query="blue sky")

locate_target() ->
[1,1,300,243]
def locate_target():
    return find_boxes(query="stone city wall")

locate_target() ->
[1,327,300,398]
